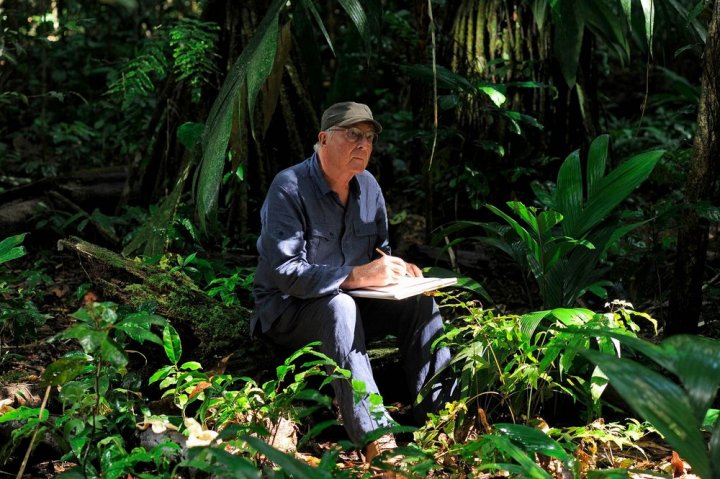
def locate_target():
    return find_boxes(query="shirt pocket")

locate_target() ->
[306,223,340,265]
[353,221,378,259]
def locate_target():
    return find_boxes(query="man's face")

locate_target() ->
[318,121,377,179]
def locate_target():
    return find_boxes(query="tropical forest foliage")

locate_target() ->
[1,0,719,478]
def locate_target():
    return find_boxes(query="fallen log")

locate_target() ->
[0,168,129,238]
[56,236,271,375]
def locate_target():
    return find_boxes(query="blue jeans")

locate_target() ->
[265,293,457,444]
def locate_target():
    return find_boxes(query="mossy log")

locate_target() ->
[56,236,272,375]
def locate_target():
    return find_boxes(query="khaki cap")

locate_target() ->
[320,101,382,133]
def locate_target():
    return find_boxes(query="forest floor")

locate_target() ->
[0,236,714,478]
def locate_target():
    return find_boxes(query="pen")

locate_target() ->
[375,247,387,257]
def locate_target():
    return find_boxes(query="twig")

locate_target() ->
[16,385,51,479]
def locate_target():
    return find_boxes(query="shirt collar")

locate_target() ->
[309,152,361,198]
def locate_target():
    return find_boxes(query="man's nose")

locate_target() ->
[356,135,373,147]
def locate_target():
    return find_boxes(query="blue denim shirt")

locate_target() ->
[252,153,390,333]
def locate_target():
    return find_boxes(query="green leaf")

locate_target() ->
[660,335,720,423]
[63,325,105,354]
[582,349,710,478]
[115,317,164,346]
[148,365,174,384]
[580,2,630,64]
[0,406,49,423]
[177,122,205,150]
[556,149,583,237]
[337,0,372,55]
[246,15,279,137]
[182,447,261,478]
[549,307,594,326]
[244,435,333,479]
[576,149,663,236]
[101,337,128,368]
[42,356,89,386]
[299,0,335,56]
[551,0,584,88]
[586,134,609,200]
[163,325,182,365]
[621,0,632,25]
[0,233,27,265]
[530,0,549,31]
[495,423,574,464]
[478,85,506,107]
[639,0,655,47]
[197,0,286,222]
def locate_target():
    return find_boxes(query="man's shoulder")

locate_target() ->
[355,170,381,190]
[271,158,312,187]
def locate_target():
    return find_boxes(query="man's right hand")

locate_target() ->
[340,255,413,289]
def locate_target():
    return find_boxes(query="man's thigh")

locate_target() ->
[267,293,362,352]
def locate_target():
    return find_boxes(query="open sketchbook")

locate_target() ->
[347,276,457,300]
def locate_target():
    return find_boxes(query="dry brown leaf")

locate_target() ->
[671,451,687,477]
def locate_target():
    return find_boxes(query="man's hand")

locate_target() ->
[341,255,423,289]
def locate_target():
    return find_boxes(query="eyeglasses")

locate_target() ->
[328,127,378,145]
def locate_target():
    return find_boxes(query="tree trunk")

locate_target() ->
[667,0,720,336]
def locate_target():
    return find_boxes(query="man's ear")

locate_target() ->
[318,131,327,146]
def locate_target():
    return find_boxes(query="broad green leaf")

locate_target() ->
[537,210,564,237]
[496,423,574,463]
[486,204,539,261]
[148,365,174,384]
[337,0,372,55]
[520,310,552,340]
[481,434,552,479]
[163,325,182,364]
[42,356,89,386]
[0,233,26,265]
[550,307,594,326]
[710,410,720,475]
[0,406,49,423]
[661,335,720,423]
[182,446,261,478]
[244,435,333,479]
[246,17,279,137]
[508,201,540,236]
[704,409,720,429]
[582,350,710,478]
[101,337,128,368]
[640,0,655,48]
[586,135,609,200]
[64,325,105,354]
[197,0,286,222]
[556,150,583,237]
[530,0,549,31]
[551,0,584,88]
[299,0,335,56]
[577,149,663,236]
[115,318,164,346]
[479,85,506,107]
[621,0,632,26]
[177,122,204,150]
[580,2,630,63]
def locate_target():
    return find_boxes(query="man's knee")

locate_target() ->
[313,293,361,341]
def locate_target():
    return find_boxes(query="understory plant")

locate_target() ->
[581,332,720,479]
[439,135,664,308]
[0,301,172,477]
[0,234,47,346]
[433,296,656,425]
